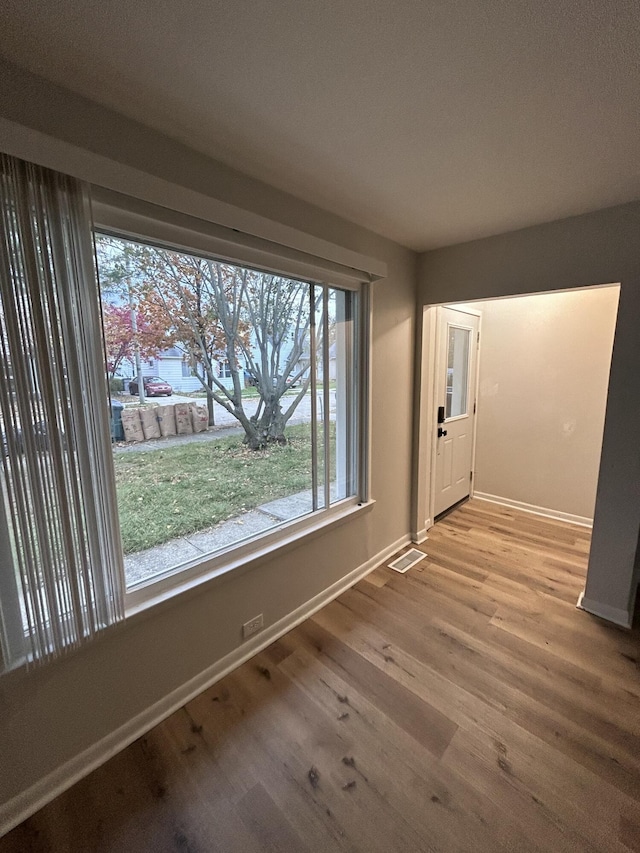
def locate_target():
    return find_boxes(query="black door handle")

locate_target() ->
[438,427,447,438]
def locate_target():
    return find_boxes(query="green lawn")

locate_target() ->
[113,423,334,553]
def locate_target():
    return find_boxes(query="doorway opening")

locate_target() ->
[413,283,620,587]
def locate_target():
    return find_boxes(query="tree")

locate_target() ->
[102,302,168,380]
[198,259,317,448]
[136,248,319,449]
[97,237,174,402]
[135,251,230,427]
[95,234,319,449]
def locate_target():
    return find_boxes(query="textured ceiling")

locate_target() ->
[0,0,639,250]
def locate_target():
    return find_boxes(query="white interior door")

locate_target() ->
[434,306,479,517]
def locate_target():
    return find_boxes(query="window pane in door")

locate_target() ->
[445,326,470,419]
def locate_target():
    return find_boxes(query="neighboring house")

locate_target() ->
[115,347,235,394]
[115,340,310,394]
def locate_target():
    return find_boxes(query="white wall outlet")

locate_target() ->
[242,613,264,639]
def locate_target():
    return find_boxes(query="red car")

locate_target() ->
[128,376,173,397]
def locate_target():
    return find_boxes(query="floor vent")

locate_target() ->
[388,548,427,574]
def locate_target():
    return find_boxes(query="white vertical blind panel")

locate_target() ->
[0,154,124,668]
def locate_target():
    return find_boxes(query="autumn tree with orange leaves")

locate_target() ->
[102,303,169,380]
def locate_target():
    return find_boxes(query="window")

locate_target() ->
[0,152,370,671]
[445,325,471,419]
[96,233,362,595]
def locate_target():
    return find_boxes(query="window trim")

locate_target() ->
[125,497,374,615]
[0,140,378,671]
[91,189,368,292]
[92,198,372,611]
[219,360,233,379]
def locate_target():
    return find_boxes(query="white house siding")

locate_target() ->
[152,357,236,393]
[150,357,198,392]
[118,356,235,394]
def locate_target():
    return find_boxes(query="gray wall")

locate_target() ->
[419,204,640,623]
[467,287,619,521]
[0,63,416,812]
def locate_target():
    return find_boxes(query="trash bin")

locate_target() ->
[110,398,125,442]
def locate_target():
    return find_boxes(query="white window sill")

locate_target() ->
[124,498,376,620]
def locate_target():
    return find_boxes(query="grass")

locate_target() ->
[113,423,335,553]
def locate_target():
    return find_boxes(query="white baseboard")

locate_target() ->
[576,589,632,628]
[411,518,433,545]
[0,533,411,839]
[473,493,593,528]
[412,528,428,545]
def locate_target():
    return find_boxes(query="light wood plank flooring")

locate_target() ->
[2,499,639,852]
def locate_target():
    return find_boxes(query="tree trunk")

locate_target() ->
[242,399,287,449]
[206,372,215,426]
[265,405,287,444]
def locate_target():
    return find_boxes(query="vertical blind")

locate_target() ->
[0,153,124,668]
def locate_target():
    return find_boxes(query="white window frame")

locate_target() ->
[91,199,373,613]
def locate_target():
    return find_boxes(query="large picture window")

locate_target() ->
[96,234,360,592]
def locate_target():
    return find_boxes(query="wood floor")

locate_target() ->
[2,499,639,852]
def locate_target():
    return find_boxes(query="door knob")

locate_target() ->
[438,427,447,437]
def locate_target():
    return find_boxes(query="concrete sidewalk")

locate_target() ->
[124,489,320,586]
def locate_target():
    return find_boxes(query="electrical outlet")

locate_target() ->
[242,613,264,639]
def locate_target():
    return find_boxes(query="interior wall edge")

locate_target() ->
[578,594,633,629]
[411,525,430,544]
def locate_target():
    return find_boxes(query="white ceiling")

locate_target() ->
[1,0,639,250]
